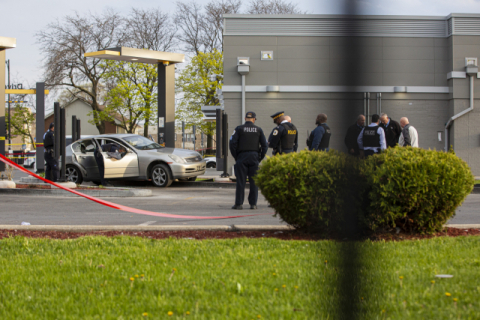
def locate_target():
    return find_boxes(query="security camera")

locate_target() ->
[237,57,250,66]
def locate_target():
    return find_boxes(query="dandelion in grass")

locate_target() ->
[399,276,404,280]
[445,292,451,297]
[272,273,276,276]
[130,277,134,281]
[141,274,145,277]
[275,288,279,292]
[257,315,261,319]
[431,280,435,284]
[173,268,177,272]
[142,312,148,317]
[168,311,173,316]
[453,298,458,302]
[282,285,286,288]
[186,311,190,315]
[294,285,299,289]
[135,275,139,278]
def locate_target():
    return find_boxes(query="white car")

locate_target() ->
[204,157,216,168]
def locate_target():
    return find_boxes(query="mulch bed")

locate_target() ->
[0,228,479,241]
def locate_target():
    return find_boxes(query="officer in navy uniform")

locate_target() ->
[268,111,298,155]
[93,139,112,186]
[43,123,58,182]
[307,113,331,151]
[229,111,268,210]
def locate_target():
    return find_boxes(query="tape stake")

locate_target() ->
[0,154,272,220]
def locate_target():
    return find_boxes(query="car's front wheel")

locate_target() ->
[151,164,173,187]
[206,162,216,168]
[66,165,83,184]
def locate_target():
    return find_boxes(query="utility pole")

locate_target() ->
[5,59,10,150]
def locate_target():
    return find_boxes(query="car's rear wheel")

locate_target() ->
[206,162,216,168]
[151,164,173,187]
[66,166,83,184]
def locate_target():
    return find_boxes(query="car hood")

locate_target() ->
[144,148,200,158]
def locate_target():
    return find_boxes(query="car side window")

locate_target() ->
[72,139,94,153]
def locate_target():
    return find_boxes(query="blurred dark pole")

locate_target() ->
[54,102,60,163]
[72,115,77,142]
[337,1,362,320]
[77,119,81,140]
[59,107,67,182]
[221,112,229,178]
[215,109,223,171]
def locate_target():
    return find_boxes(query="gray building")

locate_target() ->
[222,13,480,174]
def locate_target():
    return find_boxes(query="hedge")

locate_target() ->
[256,147,474,234]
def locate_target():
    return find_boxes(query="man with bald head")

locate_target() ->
[398,117,419,147]
[344,114,365,156]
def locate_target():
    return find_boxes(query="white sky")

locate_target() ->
[2,0,480,89]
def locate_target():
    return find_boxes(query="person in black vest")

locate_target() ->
[43,123,58,182]
[357,114,387,157]
[344,115,365,156]
[268,111,298,155]
[230,111,268,210]
[379,113,402,148]
[307,113,331,151]
[93,139,112,187]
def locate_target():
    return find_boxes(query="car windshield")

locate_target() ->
[122,135,163,150]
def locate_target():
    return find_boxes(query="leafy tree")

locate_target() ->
[37,9,127,134]
[6,105,36,148]
[90,61,158,134]
[176,50,223,150]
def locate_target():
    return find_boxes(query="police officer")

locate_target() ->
[307,113,331,151]
[268,111,298,155]
[357,114,387,157]
[43,123,58,182]
[93,139,112,186]
[230,111,268,210]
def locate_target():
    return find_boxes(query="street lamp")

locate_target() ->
[237,57,250,124]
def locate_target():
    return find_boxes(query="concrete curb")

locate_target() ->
[0,225,293,232]
[445,224,480,229]
[0,187,152,197]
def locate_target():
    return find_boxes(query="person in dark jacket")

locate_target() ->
[268,111,298,155]
[308,113,331,151]
[379,113,402,148]
[344,115,365,156]
[43,123,58,182]
[230,111,268,210]
[93,140,112,187]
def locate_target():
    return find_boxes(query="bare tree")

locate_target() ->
[175,0,242,54]
[125,8,178,137]
[246,0,306,14]
[36,9,127,134]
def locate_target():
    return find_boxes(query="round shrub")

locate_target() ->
[360,147,474,233]
[255,150,349,231]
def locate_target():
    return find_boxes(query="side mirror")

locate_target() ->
[126,148,133,153]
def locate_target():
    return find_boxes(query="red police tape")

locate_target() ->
[0,154,271,220]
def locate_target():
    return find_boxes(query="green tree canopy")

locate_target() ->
[176,50,223,139]
[89,61,158,134]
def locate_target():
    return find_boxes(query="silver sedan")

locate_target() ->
[65,134,206,187]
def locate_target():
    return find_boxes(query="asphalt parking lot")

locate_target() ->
[3,166,480,226]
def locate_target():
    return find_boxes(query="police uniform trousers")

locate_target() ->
[235,151,260,206]
[94,149,108,185]
[364,150,376,157]
[44,149,58,182]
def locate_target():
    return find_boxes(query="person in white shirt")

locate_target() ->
[357,114,387,157]
[398,117,419,147]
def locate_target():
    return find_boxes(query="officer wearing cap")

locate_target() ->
[43,123,58,182]
[268,111,298,155]
[229,111,268,210]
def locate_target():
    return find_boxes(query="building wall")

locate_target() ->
[224,34,453,173]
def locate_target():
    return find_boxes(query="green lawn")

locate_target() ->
[0,236,478,319]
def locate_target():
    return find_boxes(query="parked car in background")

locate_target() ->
[65,134,206,187]
[204,157,216,168]
[23,150,36,168]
